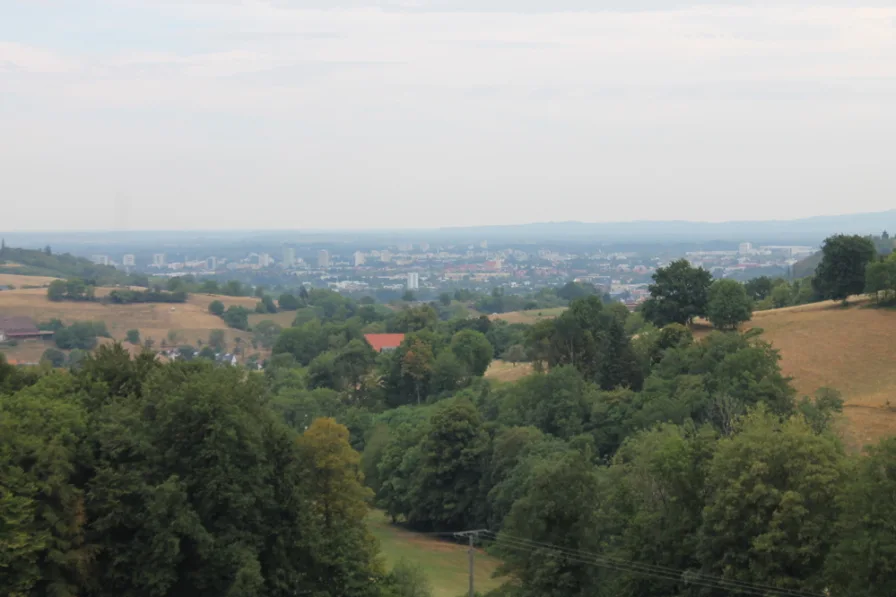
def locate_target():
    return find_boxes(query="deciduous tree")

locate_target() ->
[642,259,713,326]
[813,234,876,302]
[707,279,753,330]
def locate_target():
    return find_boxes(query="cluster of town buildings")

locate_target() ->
[87,240,817,300]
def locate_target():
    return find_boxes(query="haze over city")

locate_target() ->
[3,0,896,230]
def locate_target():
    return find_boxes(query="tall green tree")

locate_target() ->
[495,449,604,597]
[864,253,896,305]
[409,399,489,531]
[813,234,876,302]
[597,423,717,597]
[706,279,753,330]
[642,260,713,326]
[826,438,896,597]
[450,329,494,378]
[296,418,385,597]
[697,409,845,595]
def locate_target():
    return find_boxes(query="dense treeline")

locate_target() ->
[47,279,187,304]
[0,347,388,597]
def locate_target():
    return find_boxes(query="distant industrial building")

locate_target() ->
[407,272,419,290]
[317,250,330,269]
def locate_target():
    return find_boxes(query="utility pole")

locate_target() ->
[454,530,488,597]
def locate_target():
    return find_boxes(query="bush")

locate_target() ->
[54,321,105,350]
[126,329,141,345]
[278,293,300,310]
[209,300,225,316]
[707,279,753,330]
[222,306,251,331]
[41,348,66,368]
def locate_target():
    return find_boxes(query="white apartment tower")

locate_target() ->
[282,247,296,267]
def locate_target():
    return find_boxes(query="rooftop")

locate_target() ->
[364,333,406,352]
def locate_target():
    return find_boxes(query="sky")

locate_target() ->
[1,0,895,231]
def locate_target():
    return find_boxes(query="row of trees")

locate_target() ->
[47,279,187,304]
[641,260,754,329]
[639,233,893,332]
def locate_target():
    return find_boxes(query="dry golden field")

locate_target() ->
[0,273,60,287]
[0,288,261,359]
[747,300,896,448]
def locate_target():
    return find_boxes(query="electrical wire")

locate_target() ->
[480,530,825,597]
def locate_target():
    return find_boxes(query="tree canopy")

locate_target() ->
[642,260,713,326]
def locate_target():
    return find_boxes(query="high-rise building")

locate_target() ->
[480,240,488,249]
[380,250,392,263]
[122,254,136,267]
[152,253,166,267]
[419,242,430,251]
[282,247,296,267]
[259,253,273,267]
[738,242,754,255]
[207,256,217,270]
[317,250,330,269]
[407,272,419,290]
[91,254,109,266]
[354,251,366,266]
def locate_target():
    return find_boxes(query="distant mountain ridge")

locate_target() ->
[2,209,895,248]
[432,210,896,244]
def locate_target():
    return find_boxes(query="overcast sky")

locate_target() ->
[2,1,895,231]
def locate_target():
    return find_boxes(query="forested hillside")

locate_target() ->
[0,245,134,286]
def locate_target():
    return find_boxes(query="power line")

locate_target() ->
[481,531,826,597]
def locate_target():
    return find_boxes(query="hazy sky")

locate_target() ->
[2,0,895,231]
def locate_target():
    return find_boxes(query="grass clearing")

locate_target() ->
[489,306,566,325]
[486,359,534,383]
[248,310,297,328]
[366,510,504,597]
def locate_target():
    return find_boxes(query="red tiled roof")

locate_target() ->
[364,333,405,352]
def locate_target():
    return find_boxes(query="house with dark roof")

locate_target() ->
[0,316,54,342]
[363,333,405,353]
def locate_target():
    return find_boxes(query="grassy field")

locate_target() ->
[0,273,60,287]
[485,359,534,383]
[366,510,503,597]
[247,309,297,329]
[745,300,896,448]
[0,287,262,361]
[489,306,566,325]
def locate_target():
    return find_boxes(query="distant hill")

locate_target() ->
[0,246,131,285]
[431,210,896,244]
[792,252,822,279]
[3,209,895,247]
